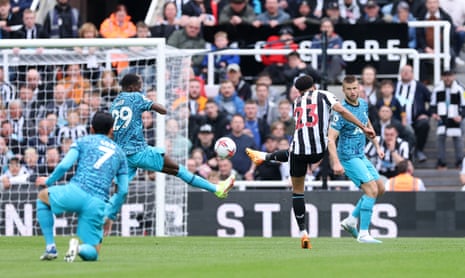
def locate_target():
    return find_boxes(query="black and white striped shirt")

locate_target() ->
[290,89,339,155]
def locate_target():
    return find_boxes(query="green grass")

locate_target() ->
[0,237,463,278]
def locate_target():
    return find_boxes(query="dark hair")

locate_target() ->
[294,75,314,91]
[343,75,358,84]
[120,73,141,91]
[91,111,114,135]
[396,159,410,173]
[385,123,398,133]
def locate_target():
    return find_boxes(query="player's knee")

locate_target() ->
[79,244,99,261]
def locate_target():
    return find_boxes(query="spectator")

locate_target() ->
[244,99,270,149]
[99,4,136,38]
[58,64,91,105]
[7,99,29,145]
[365,124,410,179]
[74,22,102,82]
[292,0,322,30]
[188,78,208,115]
[18,85,42,135]
[97,70,120,109]
[311,18,345,84]
[394,64,431,162]
[141,111,156,146]
[23,147,41,187]
[201,31,240,82]
[214,79,245,120]
[56,110,87,144]
[0,66,15,106]
[324,1,349,25]
[339,0,361,24]
[0,157,29,190]
[0,136,14,173]
[416,0,457,77]
[38,147,71,182]
[167,16,206,75]
[376,79,405,123]
[225,63,252,101]
[372,105,416,149]
[0,0,22,38]
[255,83,279,126]
[269,120,292,143]
[25,68,49,103]
[182,0,216,26]
[43,0,81,39]
[385,159,426,191]
[360,65,380,121]
[10,8,49,39]
[392,1,417,49]
[261,26,299,84]
[218,158,238,181]
[26,118,56,164]
[45,83,78,127]
[357,0,386,23]
[388,0,425,19]
[10,0,32,19]
[430,70,465,169]
[192,123,217,161]
[150,1,183,39]
[201,99,230,141]
[360,65,380,108]
[252,0,290,28]
[166,117,192,159]
[218,0,256,26]
[276,99,295,137]
[439,0,465,66]
[77,102,91,132]
[282,51,321,91]
[226,114,256,179]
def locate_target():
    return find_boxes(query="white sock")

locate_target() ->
[347,215,358,224]
[300,230,308,237]
[259,152,267,160]
[359,230,369,237]
[46,244,56,251]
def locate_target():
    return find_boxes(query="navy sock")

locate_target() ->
[292,193,306,231]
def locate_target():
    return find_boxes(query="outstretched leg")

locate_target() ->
[37,189,57,260]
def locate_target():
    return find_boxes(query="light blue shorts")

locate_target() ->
[126,146,165,180]
[48,183,106,246]
[341,156,380,188]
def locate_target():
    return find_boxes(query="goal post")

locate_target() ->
[0,38,191,237]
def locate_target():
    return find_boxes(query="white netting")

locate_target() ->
[0,39,191,236]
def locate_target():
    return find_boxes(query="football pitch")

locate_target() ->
[0,237,463,278]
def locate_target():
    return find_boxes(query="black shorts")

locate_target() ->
[289,152,325,177]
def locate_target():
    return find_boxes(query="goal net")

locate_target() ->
[0,38,192,237]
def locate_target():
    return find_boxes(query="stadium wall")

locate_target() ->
[1,190,464,237]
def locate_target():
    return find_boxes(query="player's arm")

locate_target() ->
[105,173,129,221]
[366,119,384,159]
[103,173,129,236]
[327,127,344,176]
[332,103,375,138]
[45,148,79,186]
[151,102,167,115]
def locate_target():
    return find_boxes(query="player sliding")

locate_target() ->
[108,74,234,210]
[36,112,129,262]
[327,75,385,243]
[248,75,376,249]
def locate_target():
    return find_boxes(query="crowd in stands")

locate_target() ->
[0,0,465,192]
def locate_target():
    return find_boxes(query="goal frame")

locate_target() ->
[0,38,170,236]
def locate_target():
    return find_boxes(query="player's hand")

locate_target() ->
[332,162,345,176]
[103,218,113,236]
[363,126,376,139]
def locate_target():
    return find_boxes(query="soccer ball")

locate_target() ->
[214,137,236,159]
